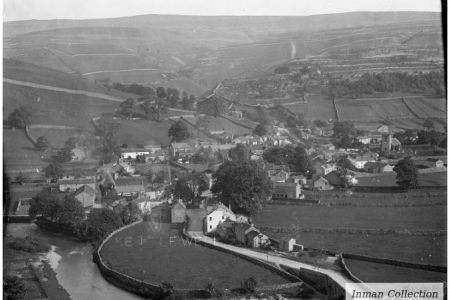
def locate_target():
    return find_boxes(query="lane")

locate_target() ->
[189,233,354,289]
[4,78,124,102]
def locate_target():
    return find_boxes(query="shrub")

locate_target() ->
[242,277,257,294]
[8,236,50,253]
[3,275,27,300]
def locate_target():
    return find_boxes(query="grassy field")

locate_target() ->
[4,83,117,128]
[115,119,174,147]
[100,221,290,289]
[255,203,446,266]
[355,172,447,187]
[255,205,446,231]
[343,258,446,282]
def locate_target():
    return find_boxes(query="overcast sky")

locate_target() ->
[3,0,442,22]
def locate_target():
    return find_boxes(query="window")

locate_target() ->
[209,225,212,229]
[222,216,224,220]
[209,217,212,221]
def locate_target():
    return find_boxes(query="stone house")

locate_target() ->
[272,182,302,199]
[73,185,96,212]
[313,177,334,191]
[205,203,236,233]
[171,200,187,223]
[246,230,270,248]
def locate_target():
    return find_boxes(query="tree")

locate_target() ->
[333,122,356,138]
[119,202,141,224]
[274,65,290,74]
[172,173,208,206]
[59,195,85,228]
[156,87,167,99]
[314,119,328,128]
[119,98,135,119]
[339,135,353,149]
[263,145,309,173]
[7,106,31,129]
[228,144,250,162]
[87,208,123,241]
[64,137,77,149]
[286,115,298,129]
[3,275,27,300]
[94,117,121,163]
[423,118,434,131]
[242,277,257,293]
[43,162,64,179]
[211,160,271,216]
[393,157,418,190]
[29,189,57,218]
[35,136,50,151]
[168,121,190,142]
[253,123,267,136]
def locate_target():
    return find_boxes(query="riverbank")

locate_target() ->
[3,235,71,300]
[4,223,143,300]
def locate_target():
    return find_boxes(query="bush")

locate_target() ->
[8,236,50,253]
[3,275,27,300]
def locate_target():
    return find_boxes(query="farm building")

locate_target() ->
[114,177,145,197]
[73,185,96,211]
[272,182,302,199]
[233,223,255,245]
[59,178,96,192]
[320,163,337,175]
[287,174,307,185]
[246,230,270,248]
[348,152,379,169]
[121,148,150,160]
[282,238,297,252]
[144,144,162,152]
[133,197,157,214]
[313,177,334,191]
[268,169,290,182]
[170,142,195,158]
[364,162,394,173]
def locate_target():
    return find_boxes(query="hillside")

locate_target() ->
[4,12,442,89]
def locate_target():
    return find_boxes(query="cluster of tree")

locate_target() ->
[394,128,445,147]
[263,145,310,173]
[394,157,418,190]
[35,136,50,151]
[113,84,197,120]
[29,188,140,241]
[3,275,27,300]
[274,65,290,74]
[328,71,445,98]
[168,120,190,142]
[29,190,85,232]
[171,172,209,207]
[7,106,31,129]
[94,117,121,163]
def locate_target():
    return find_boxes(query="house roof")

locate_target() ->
[115,177,145,193]
[74,185,95,197]
[314,177,329,184]
[246,229,262,240]
[365,162,389,169]
[273,182,298,188]
[59,178,95,185]
[207,202,234,215]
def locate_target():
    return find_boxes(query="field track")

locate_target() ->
[4,78,124,102]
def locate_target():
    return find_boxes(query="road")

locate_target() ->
[188,233,354,289]
[4,78,124,102]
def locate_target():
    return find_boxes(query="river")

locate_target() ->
[5,223,142,300]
